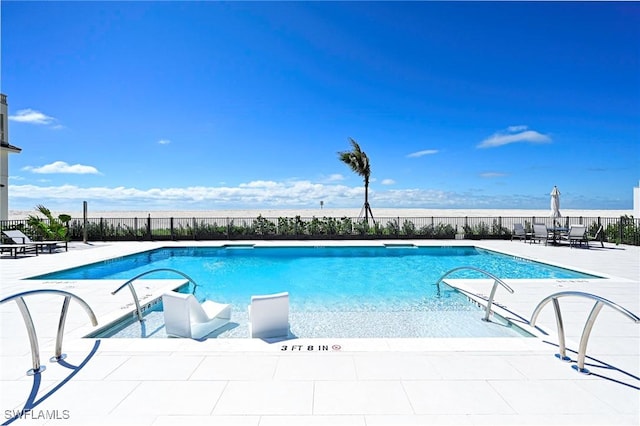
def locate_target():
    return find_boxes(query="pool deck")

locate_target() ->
[1,239,638,425]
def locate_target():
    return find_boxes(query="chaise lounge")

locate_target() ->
[0,243,38,258]
[2,229,68,253]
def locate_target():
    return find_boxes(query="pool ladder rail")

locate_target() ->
[111,268,200,322]
[436,266,640,375]
[530,291,640,374]
[0,289,98,376]
[435,266,515,322]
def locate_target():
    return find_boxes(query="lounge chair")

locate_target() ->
[2,229,68,253]
[248,292,290,339]
[586,225,605,248]
[530,224,550,245]
[562,225,587,248]
[162,291,231,339]
[511,223,530,242]
[0,243,38,258]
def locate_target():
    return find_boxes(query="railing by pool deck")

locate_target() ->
[435,266,515,322]
[2,214,638,245]
[530,291,640,374]
[111,268,200,322]
[0,290,98,376]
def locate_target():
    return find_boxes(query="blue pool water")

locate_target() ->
[35,246,598,311]
[36,246,598,339]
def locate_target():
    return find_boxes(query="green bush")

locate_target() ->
[401,220,416,237]
[26,205,70,241]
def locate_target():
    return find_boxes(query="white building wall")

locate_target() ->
[0,150,8,221]
[1,93,19,221]
[634,181,640,218]
[1,94,8,221]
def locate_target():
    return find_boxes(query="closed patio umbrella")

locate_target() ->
[550,186,561,219]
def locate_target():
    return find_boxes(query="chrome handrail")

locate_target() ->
[111,268,200,322]
[0,289,98,376]
[435,266,514,321]
[530,291,640,374]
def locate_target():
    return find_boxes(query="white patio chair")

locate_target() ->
[512,223,530,242]
[586,225,605,248]
[562,225,587,248]
[530,224,550,245]
[162,291,231,339]
[248,292,290,339]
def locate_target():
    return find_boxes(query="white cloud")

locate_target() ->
[23,161,101,175]
[2,179,497,211]
[407,149,438,158]
[479,172,507,178]
[9,109,56,125]
[3,180,619,213]
[381,179,396,185]
[8,181,362,208]
[6,179,628,211]
[506,125,528,133]
[478,126,551,148]
[239,180,280,188]
[158,139,171,145]
[326,174,345,182]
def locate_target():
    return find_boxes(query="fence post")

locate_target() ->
[82,201,88,243]
[146,214,152,241]
[619,216,624,244]
[170,217,175,240]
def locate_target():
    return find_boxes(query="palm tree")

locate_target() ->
[338,138,374,222]
[27,204,71,241]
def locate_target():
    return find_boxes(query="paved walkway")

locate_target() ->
[1,239,638,425]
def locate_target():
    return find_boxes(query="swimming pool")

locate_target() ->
[39,246,598,339]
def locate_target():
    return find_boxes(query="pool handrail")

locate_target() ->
[530,291,640,374]
[0,289,98,376]
[111,268,200,322]
[435,266,514,322]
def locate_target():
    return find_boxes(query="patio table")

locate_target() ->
[549,227,568,245]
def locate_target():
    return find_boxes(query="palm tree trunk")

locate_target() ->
[363,181,374,224]
[364,183,369,221]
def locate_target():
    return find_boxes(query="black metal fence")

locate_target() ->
[1,215,638,246]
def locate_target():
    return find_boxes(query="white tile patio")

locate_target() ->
[0,239,638,425]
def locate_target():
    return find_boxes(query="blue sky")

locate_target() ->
[3,1,639,212]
